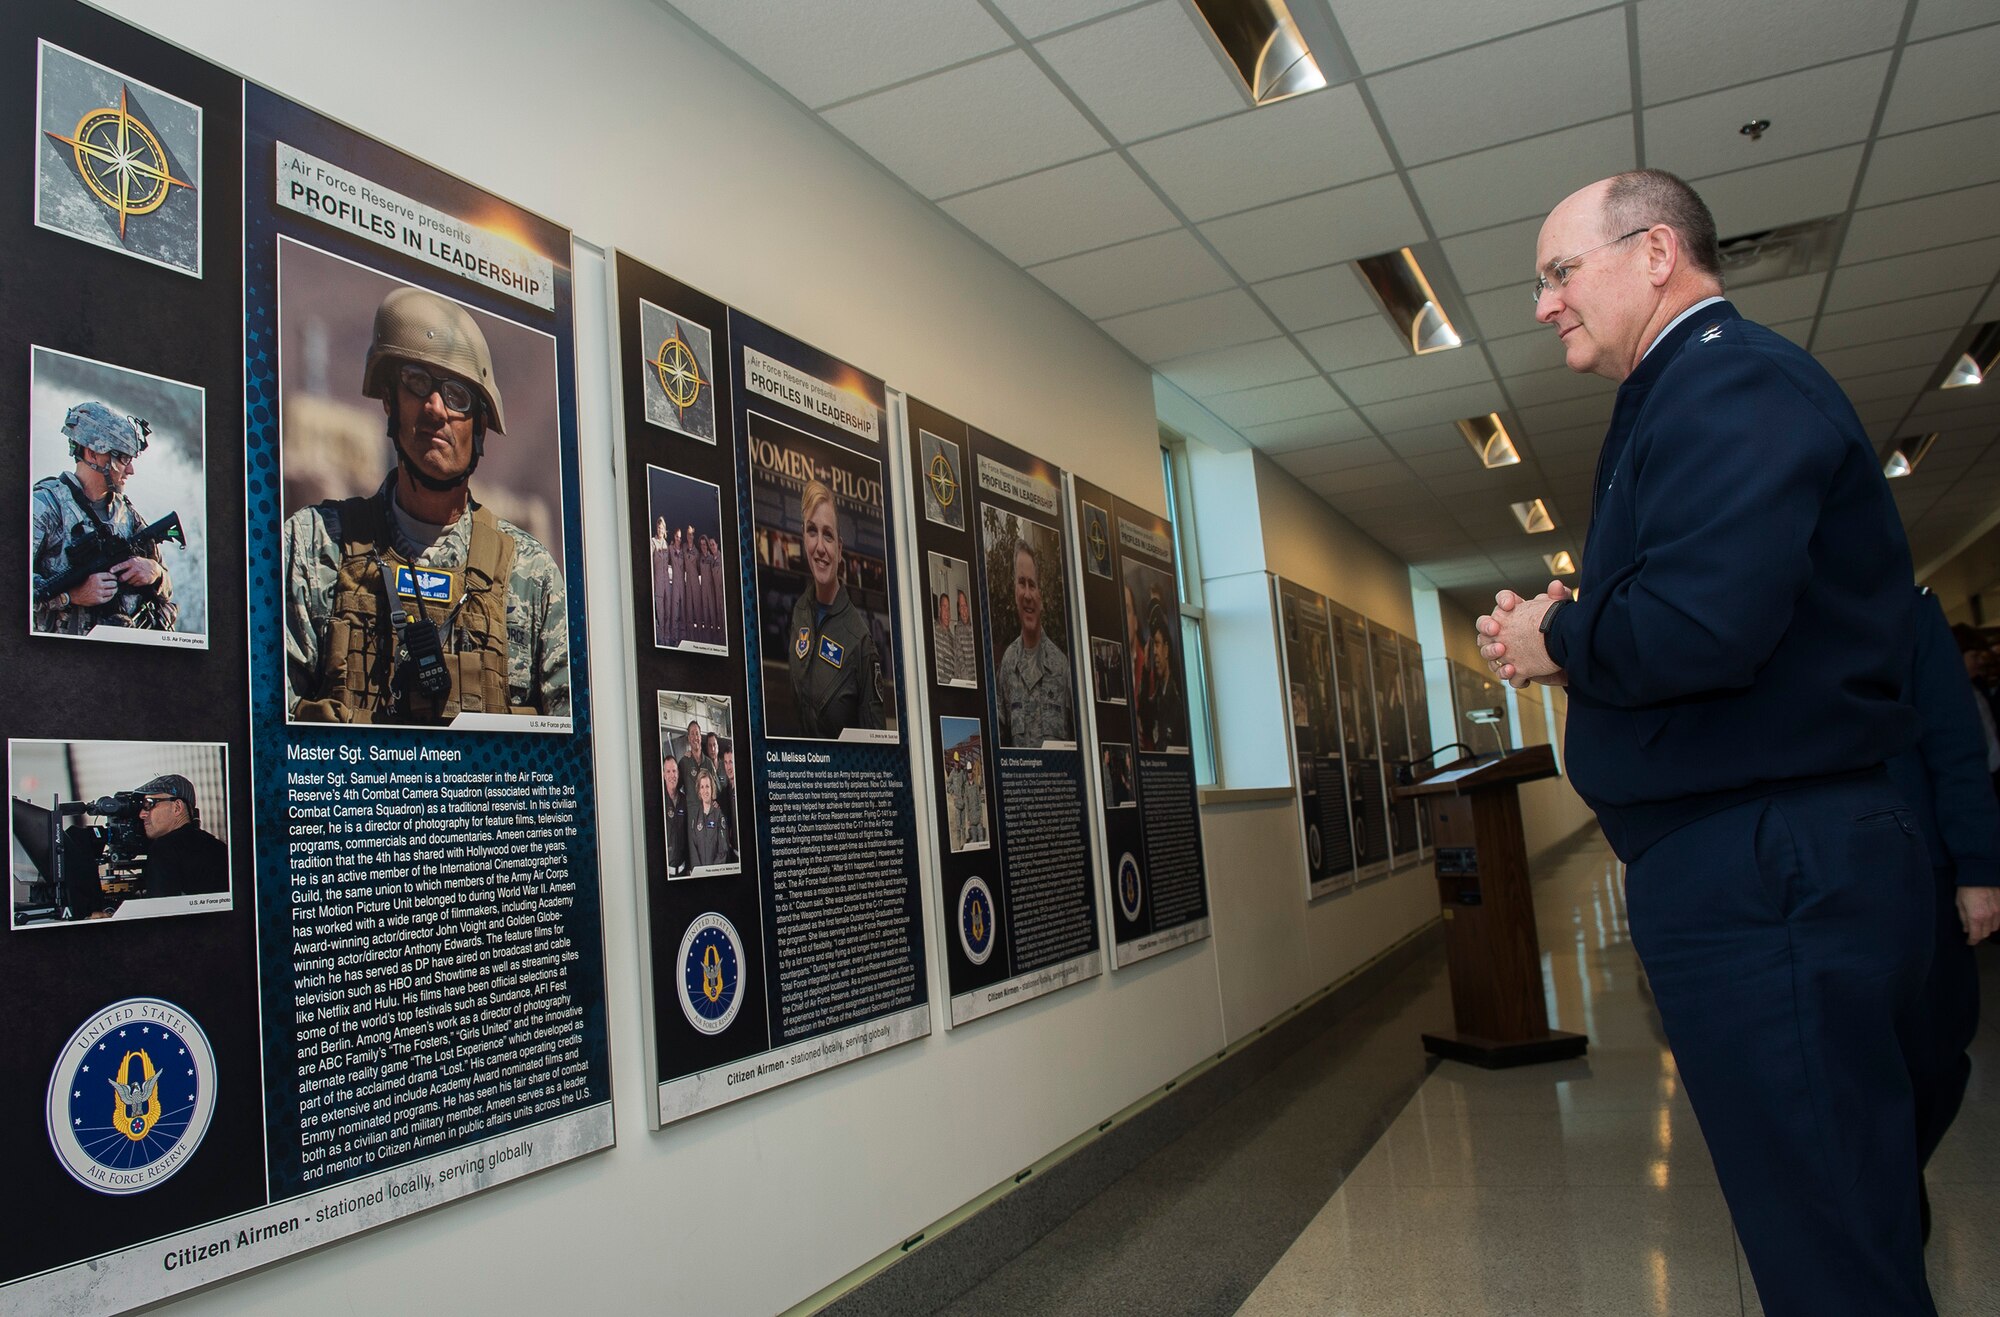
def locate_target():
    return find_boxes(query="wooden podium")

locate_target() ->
[1396,744,1587,1068]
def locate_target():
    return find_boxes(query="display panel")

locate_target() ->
[901,397,1101,1025]
[1275,577,1356,898]
[1327,602,1390,882]
[1399,636,1434,859]
[1369,624,1420,870]
[610,253,929,1124]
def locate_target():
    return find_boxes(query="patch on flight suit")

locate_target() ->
[394,565,455,602]
[795,626,811,659]
[819,635,844,668]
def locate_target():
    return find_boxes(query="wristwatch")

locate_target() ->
[1539,599,1569,635]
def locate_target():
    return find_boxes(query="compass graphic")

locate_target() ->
[638,299,717,441]
[1087,519,1108,567]
[654,323,706,417]
[46,85,194,240]
[928,452,959,511]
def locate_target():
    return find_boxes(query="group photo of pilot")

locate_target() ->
[29,345,207,646]
[919,428,964,532]
[926,551,978,690]
[656,691,740,879]
[9,737,230,927]
[1122,560,1187,754]
[646,465,729,656]
[938,715,989,854]
[275,236,571,729]
[747,411,897,742]
[980,509,1075,750]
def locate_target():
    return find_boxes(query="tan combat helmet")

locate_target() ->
[360,286,506,433]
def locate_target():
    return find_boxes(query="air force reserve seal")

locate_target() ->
[46,997,216,1194]
[958,876,997,966]
[1117,851,1143,923]
[678,912,745,1036]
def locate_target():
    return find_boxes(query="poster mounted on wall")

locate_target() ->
[900,396,1101,1026]
[1399,634,1435,860]
[2,4,613,1312]
[609,253,930,1125]
[1327,602,1391,883]
[1070,478,1210,968]
[1369,624,1421,870]
[1274,578,1356,898]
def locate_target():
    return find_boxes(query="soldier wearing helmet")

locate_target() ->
[282,285,569,724]
[31,400,175,634]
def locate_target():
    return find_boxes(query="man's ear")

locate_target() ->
[1646,226,1680,288]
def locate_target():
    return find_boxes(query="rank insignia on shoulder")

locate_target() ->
[795,626,811,659]
[394,565,455,602]
[1698,322,1723,343]
[819,635,844,668]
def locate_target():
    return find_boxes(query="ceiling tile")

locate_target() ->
[1309,460,1421,493]
[1030,228,1236,319]
[1692,146,1864,237]
[1517,394,1615,434]
[1408,117,1636,237]
[1766,317,1815,348]
[1401,446,1476,479]
[673,0,1011,109]
[1859,114,2000,207]
[1156,336,1318,396]
[1726,273,1828,326]
[1911,390,2000,422]
[1331,348,1495,406]
[1297,316,1410,373]
[1035,1,1244,143]
[1130,85,1392,221]
[1644,54,1888,181]
[1879,23,2000,135]
[1381,422,1474,456]
[1637,0,1902,105]
[1485,328,1567,377]
[1838,365,1936,404]
[1241,409,1373,451]
[1370,11,1630,167]
[941,153,1177,265]
[1272,437,1393,478]
[1362,382,1507,432]
[1910,0,2000,41]
[1206,376,1345,428]
[1463,284,1541,344]
[1097,288,1280,360]
[824,52,1107,198]
[1328,0,1607,74]
[1440,217,1543,296]
[1506,363,1614,408]
[1254,265,1382,333]
[1527,422,1609,454]
[1199,174,1424,282]
[1982,286,2000,322]
[987,0,1133,39]
[1842,181,2000,265]
[1813,288,1983,352]
[1822,238,2000,314]
[1814,330,1958,380]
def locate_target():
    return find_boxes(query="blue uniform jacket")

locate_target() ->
[1887,589,2000,885]
[1544,300,1917,860]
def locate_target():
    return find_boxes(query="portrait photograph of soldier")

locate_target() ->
[10,737,231,927]
[1090,636,1126,706]
[1100,742,1136,810]
[656,690,739,879]
[28,346,206,647]
[638,299,717,444]
[646,466,728,656]
[919,429,965,531]
[938,716,989,854]
[926,551,977,690]
[275,237,570,730]
[747,411,897,743]
[1080,500,1113,580]
[980,509,1075,750]
[1125,560,1188,754]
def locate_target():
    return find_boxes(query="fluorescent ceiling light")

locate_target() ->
[1456,413,1519,468]
[1511,498,1555,534]
[1716,217,1839,288]
[1883,433,1939,479]
[1544,550,1577,575]
[1940,322,2000,390]
[1354,248,1463,356]
[1190,0,1329,105]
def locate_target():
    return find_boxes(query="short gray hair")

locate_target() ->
[1603,169,1722,280]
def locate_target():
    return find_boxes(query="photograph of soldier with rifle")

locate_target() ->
[28,346,205,645]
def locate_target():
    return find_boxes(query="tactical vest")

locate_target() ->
[300,496,527,723]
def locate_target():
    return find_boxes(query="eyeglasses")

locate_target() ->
[1531,227,1650,303]
[397,363,478,416]
[138,795,177,812]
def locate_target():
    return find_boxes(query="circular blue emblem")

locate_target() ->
[958,876,996,966]
[1117,851,1143,922]
[46,997,216,1195]
[678,913,745,1035]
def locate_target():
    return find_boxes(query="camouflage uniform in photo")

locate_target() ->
[996,636,1073,748]
[31,402,175,634]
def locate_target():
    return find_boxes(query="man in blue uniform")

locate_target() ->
[1477,170,1938,1314]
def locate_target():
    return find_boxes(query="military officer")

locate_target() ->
[284,286,568,723]
[716,746,738,861]
[31,401,176,634]
[933,592,959,685]
[1136,603,1185,751]
[953,589,977,685]
[787,479,883,737]
[676,719,709,808]
[687,767,729,869]
[995,540,1073,748]
[660,753,689,876]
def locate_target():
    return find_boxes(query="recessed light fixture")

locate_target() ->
[1545,550,1577,575]
[1354,247,1462,356]
[1190,0,1329,106]
[1457,413,1519,468]
[1716,217,1838,288]
[1940,322,2000,390]
[1883,433,1939,479]
[1511,498,1555,534]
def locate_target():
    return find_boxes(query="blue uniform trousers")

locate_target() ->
[1905,863,1980,1169]
[1626,772,1935,1316]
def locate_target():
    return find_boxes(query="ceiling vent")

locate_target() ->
[1715,216,1840,288]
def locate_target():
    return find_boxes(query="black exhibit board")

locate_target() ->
[1274,578,1358,898]
[1399,636,1435,860]
[1329,603,1391,882]
[2,3,612,1312]
[899,396,1102,1026]
[1451,660,1512,757]
[608,252,929,1124]
[1070,479,1211,967]
[1369,625,1421,870]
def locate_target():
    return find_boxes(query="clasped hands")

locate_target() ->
[1476,580,1570,690]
